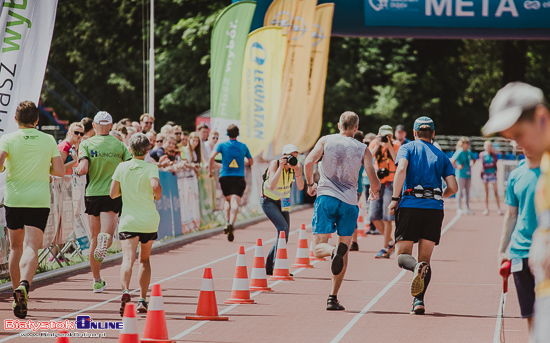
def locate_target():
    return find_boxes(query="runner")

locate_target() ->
[110,133,162,316]
[208,124,253,242]
[482,82,550,341]
[389,116,457,315]
[0,101,65,319]
[351,130,365,252]
[304,111,380,310]
[261,144,304,275]
[479,140,503,216]
[77,111,133,293]
[451,137,474,215]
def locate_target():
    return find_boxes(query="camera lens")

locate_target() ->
[381,136,388,143]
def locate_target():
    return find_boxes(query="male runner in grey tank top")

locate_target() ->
[305,111,381,310]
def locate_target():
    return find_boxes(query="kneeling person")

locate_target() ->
[110,133,162,316]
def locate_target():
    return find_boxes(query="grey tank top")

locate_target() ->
[317,134,367,205]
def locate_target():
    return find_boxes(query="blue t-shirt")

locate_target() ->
[505,161,540,259]
[395,140,455,210]
[215,140,252,178]
[452,148,473,179]
[357,165,364,194]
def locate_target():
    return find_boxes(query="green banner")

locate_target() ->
[198,169,217,230]
[211,1,257,137]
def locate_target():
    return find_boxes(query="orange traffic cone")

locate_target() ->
[186,268,229,321]
[225,246,256,304]
[309,241,326,261]
[140,284,175,343]
[119,303,139,343]
[291,224,314,268]
[250,239,272,292]
[357,215,367,238]
[269,231,294,281]
[56,331,69,343]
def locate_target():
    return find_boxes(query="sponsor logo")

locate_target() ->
[89,150,124,159]
[369,0,389,11]
[290,16,307,41]
[23,135,37,140]
[270,11,293,35]
[524,0,541,9]
[250,42,266,66]
[312,23,326,47]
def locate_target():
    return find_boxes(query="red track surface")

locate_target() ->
[0,200,528,342]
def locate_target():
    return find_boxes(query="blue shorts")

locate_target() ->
[369,182,395,222]
[312,195,359,237]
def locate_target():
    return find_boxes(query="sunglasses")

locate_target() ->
[212,137,219,140]
[174,132,182,135]
[156,140,163,143]
[73,131,85,136]
[144,121,153,125]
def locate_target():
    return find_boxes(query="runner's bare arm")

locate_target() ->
[388,157,408,214]
[0,151,6,172]
[363,148,380,195]
[50,156,65,177]
[304,137,326,196]
[150,177,162,201]
[443,175,458,197]
[76,159,89,176]
[247,157,254,167]
[110,180,121,199]
[498,205,518,265]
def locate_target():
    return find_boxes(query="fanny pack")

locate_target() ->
[403,185,442,200]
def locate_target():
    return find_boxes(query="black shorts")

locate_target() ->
[5,206,50,232]
[85,196,122,217]
[395,207,444,245]
[219,176,246,197]
[512,258,535,318]
[119,231,158,244]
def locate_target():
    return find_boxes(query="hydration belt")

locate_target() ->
[403,185,442,200]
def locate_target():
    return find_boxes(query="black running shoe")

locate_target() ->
[13,286,28,319]
[119,291,131,317]
[225,224,234,242]
[350,241,359,251]
[136,299,148,314]
[331,242,348,275]
[327,297,345,311]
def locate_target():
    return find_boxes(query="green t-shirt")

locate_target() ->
[78,135,132,196]
[0,129,60,208]
[112,159,160,233]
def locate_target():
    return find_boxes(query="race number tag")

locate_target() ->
[281,197,291,212]
[511,258,523,273]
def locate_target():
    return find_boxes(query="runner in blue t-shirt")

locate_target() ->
[388,116,458,315]
[208,124,253,242]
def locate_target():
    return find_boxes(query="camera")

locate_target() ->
[283,155,298,166]
[381,136,389,143]
[377,168,389,179]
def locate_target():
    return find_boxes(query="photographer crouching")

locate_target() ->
[368,125,401,259]
[261,144,304,275]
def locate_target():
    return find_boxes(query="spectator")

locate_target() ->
[480,140,503,216]
[58,122,84,174]
[125,126,137,146]
[451,137,474,215]
[81,117,95,140]
[114,123,128,137]
[154,133,165,149]
[145,131,156,150]
[184,132,202,176]
[119,118,132,127]
[110,130,124,142]
[395,124,410,145]
[198,123,211,163]
[204,130,219,162]
[160,124,173,136]
[149,135,180,171]
[132,121,141,133]
[140,113,154,133]
[363,133,379,235]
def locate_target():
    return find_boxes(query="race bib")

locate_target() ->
[281,197,291,212]
[511,258,523,273]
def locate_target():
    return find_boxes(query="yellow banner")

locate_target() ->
[273,0,318,154]
[240,27,286,158]
[299,3,334,152]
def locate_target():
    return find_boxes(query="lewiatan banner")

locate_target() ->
[240,26,286,158]
[210,1,256,143]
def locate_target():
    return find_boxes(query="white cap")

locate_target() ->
[483,82,545,135]
[282,144,298,155]
[94,111,113,125]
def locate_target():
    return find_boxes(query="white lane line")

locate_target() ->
[493,292,506,343]
[330,212,462,343]
[0,228,303,342]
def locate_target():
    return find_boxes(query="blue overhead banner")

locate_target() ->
[241,0,550,39]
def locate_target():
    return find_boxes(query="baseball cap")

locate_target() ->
[282,144,299,155]
[395,124,406,132]
[378,125,393,136]
[94,111,113,125]
[483,82,545,135]
[413,116,435,131]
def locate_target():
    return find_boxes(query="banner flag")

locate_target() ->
[298,3,333,152]
[210,1,256,144]
[240,26,285,158]
[271,0,317,154]
[263,0,298,39]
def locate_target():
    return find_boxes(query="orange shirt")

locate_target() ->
[369,140,401,183]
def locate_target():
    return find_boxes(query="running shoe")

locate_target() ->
[366,228,380,235]
[136,299,148,314]
[119,291,131,317]
[93,278,107,293]
[411,261,429,297]
[375,248,389,259]
[326,297,345,311]
[94,232,110,262]
[497,210,504,216]
[224,224,234,242]
[482,209,489,216]
[465,209,475,215]
[13,285,28,319]
[331,242,348,275]
[410,298,425,315]
[383,243,395,258]
[350,241,359,251]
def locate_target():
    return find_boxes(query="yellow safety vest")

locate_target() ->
[262,167,294,201]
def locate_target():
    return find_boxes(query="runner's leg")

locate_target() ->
[89,215,102,280]
[331,235,353,295]
[120,236,139,291]
[229,195,240,225]
[138,240,154,300]
[415,239,436,300]
[8,228,24,288]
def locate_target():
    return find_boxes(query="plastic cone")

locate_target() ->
[186,268,229,321]
[140,284,175,343]
[119,303,139,343]
[249,239,273,291]
[269,231,294,281]
[56,331,70,343]
[357,215,367,237]
[309,241,326,261]
[225,246,256,304]
[291,224,314,268]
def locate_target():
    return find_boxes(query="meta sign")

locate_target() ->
[247,0,550,39]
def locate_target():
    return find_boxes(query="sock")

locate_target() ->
[94,278,102,283]
[19,280,30,294]
[416,266,432,301]
[328,294,337,300]
[397,254,417,271]
[388,240,395,246]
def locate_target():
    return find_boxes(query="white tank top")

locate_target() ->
[317,134,367,205]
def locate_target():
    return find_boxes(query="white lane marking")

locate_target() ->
[493,292,507,343]
[330,212,462,343]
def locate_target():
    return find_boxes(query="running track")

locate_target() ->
[0,200,528,342]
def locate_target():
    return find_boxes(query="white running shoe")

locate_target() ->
[482,209,489,216]
[94,232,110,262]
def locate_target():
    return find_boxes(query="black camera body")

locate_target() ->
[377,168,389,179]
[381,136,389,143]
[283,155,298,166]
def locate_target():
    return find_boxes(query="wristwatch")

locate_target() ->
[391,196,401,202]
[307,182,315,187]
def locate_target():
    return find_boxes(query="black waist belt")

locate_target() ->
[403,186,442,200]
